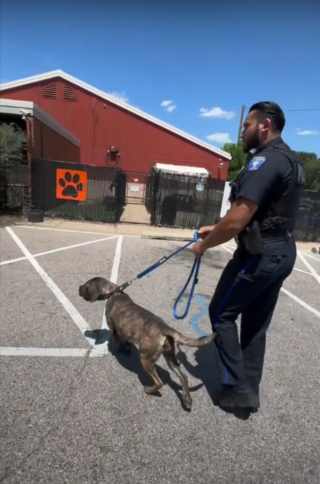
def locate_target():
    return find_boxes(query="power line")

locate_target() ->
[286,108,320,112]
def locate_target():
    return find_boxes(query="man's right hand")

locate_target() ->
[197,225,215,239]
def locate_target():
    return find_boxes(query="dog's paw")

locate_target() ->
[143,386,162,396]
[183,395,193,412]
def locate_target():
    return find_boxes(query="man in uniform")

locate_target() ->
[192,101,305,411]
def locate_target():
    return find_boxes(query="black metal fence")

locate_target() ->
[31,159,158,225]
[0,162,29,213]
[27,158,320,242]
[151,168,225,229]
[31,159,120,223]
[295,190,320,242]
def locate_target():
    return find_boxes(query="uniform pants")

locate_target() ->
[209,237,296,393]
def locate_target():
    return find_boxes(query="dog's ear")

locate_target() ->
[89,290,101,303]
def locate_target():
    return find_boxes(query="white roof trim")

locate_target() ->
[0,98,80,146]
[154,163,210,177]
[0,70,231,160]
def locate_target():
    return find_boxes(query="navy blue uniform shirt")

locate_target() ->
[235,137,293,220]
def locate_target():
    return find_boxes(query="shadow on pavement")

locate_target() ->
[178,340,256,421]
[85,328,203,412]
[85,329,256,419]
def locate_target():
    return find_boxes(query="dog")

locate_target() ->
[79,276,217,410]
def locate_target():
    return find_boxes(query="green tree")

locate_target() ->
[223,144,320,191]
[296,151,318,165]
[295,151,320,191]
[222,142,247,181]
[0,122,27,208]
[0,122,27,173]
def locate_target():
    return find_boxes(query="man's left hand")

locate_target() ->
[192,241,206,257]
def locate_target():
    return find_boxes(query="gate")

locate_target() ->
[115,170,156,225]
[152,168,225,229]
[31,159,119,223]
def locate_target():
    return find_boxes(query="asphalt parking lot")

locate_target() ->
[1,224,320,484]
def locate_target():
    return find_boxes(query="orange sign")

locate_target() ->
[56,169,87,201]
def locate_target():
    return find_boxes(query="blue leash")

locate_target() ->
[173,232,201,320]
[105,231,201,319]
[135,231,199,281]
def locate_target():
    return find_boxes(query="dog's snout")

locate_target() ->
[79,285,86,298]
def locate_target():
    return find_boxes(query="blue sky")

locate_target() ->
[1,0,320,156]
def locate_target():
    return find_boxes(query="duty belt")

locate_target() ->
[260,230,293,242]
[237,224,293,254]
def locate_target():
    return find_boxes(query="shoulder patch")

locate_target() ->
[248,156,267,171]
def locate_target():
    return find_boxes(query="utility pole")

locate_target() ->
[237,104,246,143]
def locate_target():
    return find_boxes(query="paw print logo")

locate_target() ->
[59,172,83,197]
[56,169,87,201]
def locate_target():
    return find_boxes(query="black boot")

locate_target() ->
[219,384,260,410]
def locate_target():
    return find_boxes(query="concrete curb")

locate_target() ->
[141,231,320,253]
[6,216,318,252]
[141,231,193,242]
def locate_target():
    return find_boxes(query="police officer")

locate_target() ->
[192,101,305,411]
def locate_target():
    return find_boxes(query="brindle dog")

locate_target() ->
[79,276,217,410]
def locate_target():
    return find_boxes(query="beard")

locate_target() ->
[243,126,261,153]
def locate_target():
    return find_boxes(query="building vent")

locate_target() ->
[63,85,77,101]
[42,83,57,99]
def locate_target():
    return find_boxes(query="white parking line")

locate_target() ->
[0,236,118,266]
[6,227,96,346]
[294,267,314,275]
[224,242,236,249]
[221,244,320,319]
[110,235,123,284]
[302,252,320,263]
[298,251,320,284]
[15,225,140,237]
[98,235,124,357]
[0,255,26,266]
[223,243,314,277]
[0,347,108,357]
[280,288,320,319]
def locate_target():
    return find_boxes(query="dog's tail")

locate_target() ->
[163,328,217,347]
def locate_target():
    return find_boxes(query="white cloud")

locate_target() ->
[160,99,177,112]
[161,100,173,107]
[107,91,129,103]
[206,132,232,144]
[199,107,236,120]
[297,130,318,136]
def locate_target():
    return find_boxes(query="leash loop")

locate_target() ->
[173,254,201,320]
[106,231,202,319]
[173,230,201,319]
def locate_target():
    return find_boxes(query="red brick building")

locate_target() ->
[0,70,231,180]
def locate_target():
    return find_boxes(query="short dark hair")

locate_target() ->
[249,101,286,132]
